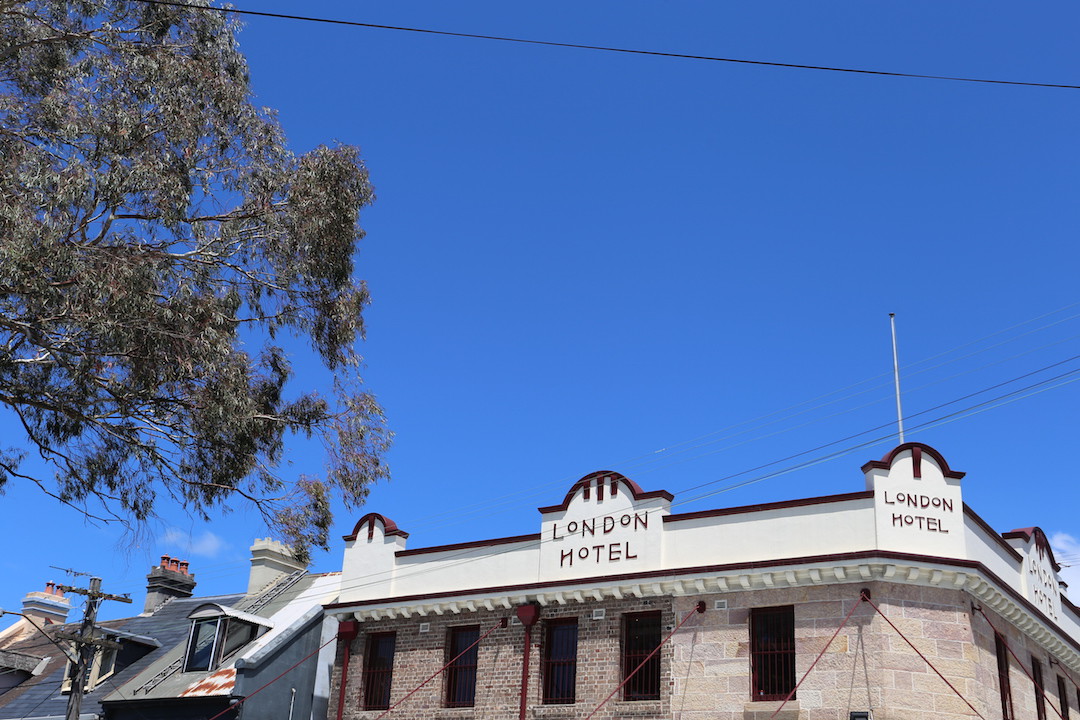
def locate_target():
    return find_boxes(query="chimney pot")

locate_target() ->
[144,555,196,613]
[21,581,71,625]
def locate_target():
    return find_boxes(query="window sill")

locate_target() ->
[532,704,578,719]
[433,708,476,720]
[744,700,801,720]
[608,699,663,717]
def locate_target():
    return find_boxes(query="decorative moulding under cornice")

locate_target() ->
[328,555,1080,675]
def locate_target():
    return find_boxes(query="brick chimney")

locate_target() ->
[143,554,196,614]
[20,581,71,626]
[248,538,306,594]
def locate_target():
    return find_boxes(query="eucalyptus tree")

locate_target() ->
[0,0,390,560]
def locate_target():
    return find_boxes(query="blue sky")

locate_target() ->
[2,1,1078,621]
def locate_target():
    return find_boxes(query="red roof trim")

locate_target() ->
[343,513,409,542]
[664,490,873,523]
[860,442,965,479]
[397,533,541,558]
[963,505,1024,563]
[1002,526,1061,571]
[537,471,673,514]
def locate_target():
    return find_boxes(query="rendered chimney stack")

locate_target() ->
[143,554,197,614]
[21,581,72,627]
[248,538,307,594]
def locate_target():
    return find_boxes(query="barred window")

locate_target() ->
[1032,657,1047,720]
[750,606,795,701]
[621,611,661,701]
[362,632,396,711]
[445,626,480,707]
[994,633,1013,720]
[542,619,578,704]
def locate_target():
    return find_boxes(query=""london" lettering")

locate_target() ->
[551,512,648,540]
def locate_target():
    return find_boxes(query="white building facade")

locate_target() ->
[326,443,1080,720]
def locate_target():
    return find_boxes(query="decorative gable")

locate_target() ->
[1004,527,1063,622]
[863,443,966,558]
[538,471,672,579]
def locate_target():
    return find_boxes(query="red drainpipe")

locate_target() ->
[335,620,359,720]
[516,604,541,720]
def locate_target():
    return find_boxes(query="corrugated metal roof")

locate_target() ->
[179,667,236,697]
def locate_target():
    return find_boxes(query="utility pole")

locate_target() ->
[55,577,131,720]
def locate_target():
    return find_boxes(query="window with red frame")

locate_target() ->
[542,619,578,704]
[445,626,480,707]
[750,606,795,701]
[621,611,661,701]
[362,632,396,710]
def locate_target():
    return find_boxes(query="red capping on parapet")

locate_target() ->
[538,470,673,514]
[1002,527,1061,572]
[860,442,966,480]
[343,512,410,542]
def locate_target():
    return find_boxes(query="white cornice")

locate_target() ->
[329,555,1080,674]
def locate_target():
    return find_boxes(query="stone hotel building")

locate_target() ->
[324,443,1080,720]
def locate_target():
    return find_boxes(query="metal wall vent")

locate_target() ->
[418,622,430,633]
[592,608,606,620]
[714,599,728,610]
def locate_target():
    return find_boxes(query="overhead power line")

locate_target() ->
[133,0,1080,91]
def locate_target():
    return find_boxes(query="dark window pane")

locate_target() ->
[1032,657,1047,720]
[185,618,219,672]
[363,632,396,710]
[220,620,258,660]
[1058,675,1071,720]
[995,633,1013,720]
[445,626,479,707]
[750,606,795,701]
[542,620,578,704]
[622,612,661,701]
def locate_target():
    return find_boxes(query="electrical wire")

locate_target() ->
[218,356,1080,608]
[78,346,1080,610]
[54,310,1080,608]
[372,306,1080,531]
[48,303,1079,588]
[130,0,1080,91]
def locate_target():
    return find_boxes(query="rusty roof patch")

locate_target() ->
[179,667,235,697]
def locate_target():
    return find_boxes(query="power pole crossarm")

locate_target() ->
[58,577,132,720]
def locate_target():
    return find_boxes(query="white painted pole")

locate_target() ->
[889,313,905,444]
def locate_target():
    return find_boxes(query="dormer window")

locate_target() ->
[183,604,271,672]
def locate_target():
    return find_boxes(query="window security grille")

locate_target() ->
[1032,657,1047,720]
[542,620,578,704]
[445,626,480,707]
[621,612,661,701]
[995,633,1014,720]
[750,606,796,701]
[362,633,396,711]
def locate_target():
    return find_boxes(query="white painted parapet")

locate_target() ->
[863,443,966,559]
[538,471,670,580]
[339,513,409,603]
[333,443,1076,652]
